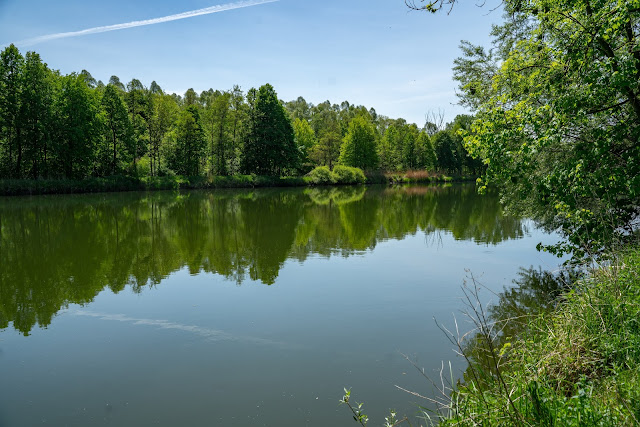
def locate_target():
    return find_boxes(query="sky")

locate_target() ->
[0,0,502,125]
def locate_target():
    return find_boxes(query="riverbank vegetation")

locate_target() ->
[426,245,640,426]
[342,0,640,424]
[0,169,472,196]
[0,45,481,196]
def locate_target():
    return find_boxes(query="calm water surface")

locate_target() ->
[0,185,560,426]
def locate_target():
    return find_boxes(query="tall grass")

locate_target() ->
[384,170,475,184]
[431,247,640,426]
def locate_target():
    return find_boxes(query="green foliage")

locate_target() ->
[307,100,342,169]
[306,165,335,185]
[242,83,299,176]
[20,51,54,179]
[135,156,151,177]
[418,131,436,170]
[0,175,145,195]
[331,165,366,185]
[170,105,206,176]
[0,44,24,178]
[432,130,458,174]
[293,117,316,170]
[339,116,379,170]
[306,165,366,185]
[147,92,178,177]
[125,78,149,173]
[53,73,101,179]
[340,388,408,427]
[202,90,232,176]
[340,388,369,426]
[99,84,134,175]
[0,44,480,185]
[453,0,640,258]
[437,247,640,426]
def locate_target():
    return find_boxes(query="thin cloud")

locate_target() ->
[11,0,278,47]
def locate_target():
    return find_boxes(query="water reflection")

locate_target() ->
[461,267,582,388]
[0,184,525,335]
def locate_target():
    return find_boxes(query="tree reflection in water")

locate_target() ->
[459,267,582,391]
[0,184,525,335]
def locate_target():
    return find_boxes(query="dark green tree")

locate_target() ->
[20,51,53,178]
[203,90,232,176]
[417,130,436,170]
[171,105,205,176]
[432,130,459,174]
[125,78,148,174]
[228,85,246,174]
[0,44,24,177]
[52,73,101,179]
[241,84,298,176]
[108,75,125,91]
[100,84,134,175]
[79,69,97,88]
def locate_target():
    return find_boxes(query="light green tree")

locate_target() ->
[450,0,640,257]
[147,93,178,176]
[292,117,316,169]
[339,116,378,170]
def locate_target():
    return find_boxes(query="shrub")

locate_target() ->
[134,158,151,177]
[306,166,335,185]
[332,165,366,184]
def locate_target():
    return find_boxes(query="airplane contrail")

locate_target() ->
[10,0,278,47]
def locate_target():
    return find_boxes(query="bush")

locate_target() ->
[332,165,366,185]
[135,157,151,177]
[306,166,335,185]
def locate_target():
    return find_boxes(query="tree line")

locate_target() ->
[0,44,482,181]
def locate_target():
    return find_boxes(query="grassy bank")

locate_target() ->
[0,175,308,196]
[436,246,640,426]
[0,170,472,196]
[384,170,476,185]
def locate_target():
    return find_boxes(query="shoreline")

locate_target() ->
[0,173,477,197]
[436,245,640,425]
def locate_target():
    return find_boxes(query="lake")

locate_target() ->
[0,184,561,426]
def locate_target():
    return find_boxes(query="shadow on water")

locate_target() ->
[0,184,526,335]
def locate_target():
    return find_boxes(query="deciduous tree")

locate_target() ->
[339,116,378,170]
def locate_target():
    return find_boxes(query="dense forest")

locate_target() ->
[0,44,482,181]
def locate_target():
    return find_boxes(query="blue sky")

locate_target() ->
[0,0,501,125]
